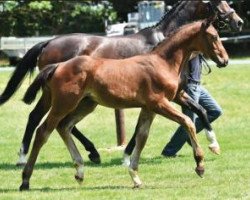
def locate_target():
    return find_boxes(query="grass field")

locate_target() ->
[0,63,250,199]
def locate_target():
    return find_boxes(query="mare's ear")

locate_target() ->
[201,13,217,30]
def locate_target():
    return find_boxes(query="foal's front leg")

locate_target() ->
[128,109,155,188]
[175,90,220,154]
[152,98,205,177]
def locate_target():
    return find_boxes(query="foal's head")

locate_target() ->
[194,19,229,68]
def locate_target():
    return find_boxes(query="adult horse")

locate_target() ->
[0,1,243,165]
[19,19,229,190]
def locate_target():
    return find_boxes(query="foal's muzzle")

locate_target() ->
[217,58,228,68]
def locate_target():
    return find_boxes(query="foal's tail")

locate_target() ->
[23,64,58,105]
[0,40,50,105]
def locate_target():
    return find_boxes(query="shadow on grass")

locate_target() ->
[0,185,132,193]
[0,154,188,171]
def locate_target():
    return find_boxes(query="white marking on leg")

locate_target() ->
[205,130,220,155]
[17,145,27,166]
[122,153,130,167]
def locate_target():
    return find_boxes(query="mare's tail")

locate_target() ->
[0,40,50,105]
[23,64,57,105]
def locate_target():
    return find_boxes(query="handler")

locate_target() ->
[161,55,222,157]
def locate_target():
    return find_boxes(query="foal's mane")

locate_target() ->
[151,21,203,54]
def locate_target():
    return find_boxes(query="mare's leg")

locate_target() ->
[17,91,51,166]
[123,133,136,165]
[126,109,155,188]
[70,97,100,164]
[174,90,220,154]
[115,109,126,146]
[152,98,204,177]
[71,127,100,164]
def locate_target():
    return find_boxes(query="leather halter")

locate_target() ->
[208,1,235,21]
[208,1,235,29]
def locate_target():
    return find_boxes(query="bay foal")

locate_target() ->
[20,20,228,190]
[0,0,241,166]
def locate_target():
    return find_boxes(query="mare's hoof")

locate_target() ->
[88,153,101,164]
[195,166,205,178]
[16,162,26,167]
[208,146,220,155]
[19,182,29,191]
[75,175,84,184]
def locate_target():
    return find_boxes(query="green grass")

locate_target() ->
[0,64,250,199]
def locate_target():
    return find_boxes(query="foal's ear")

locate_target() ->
[201,14,217,30]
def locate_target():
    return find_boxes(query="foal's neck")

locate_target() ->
[153,23,202,75]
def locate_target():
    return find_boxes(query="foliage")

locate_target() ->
[0,0,249,36]
[0,1,117,36]
[0,63,250,199]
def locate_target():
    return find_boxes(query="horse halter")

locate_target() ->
[208,1,235,28]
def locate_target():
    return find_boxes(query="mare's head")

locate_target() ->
[166,0,244,32]
[194,18,229,68]
[207,0,244,31]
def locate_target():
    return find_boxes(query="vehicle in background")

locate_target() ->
[137,1,165,29]
[0,36,53,65]
[106,1,165,36]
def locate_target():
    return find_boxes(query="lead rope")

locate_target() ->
[200,55,211,75]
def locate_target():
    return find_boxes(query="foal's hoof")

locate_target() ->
[19,182,29,191]
[195,166,205,178]
[208,146,220,155]
[88,153,101,164]
[133,182,142,189]
[75,175,84,184]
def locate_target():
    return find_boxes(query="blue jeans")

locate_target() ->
[162,83,222,156]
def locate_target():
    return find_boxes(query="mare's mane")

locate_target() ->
[138,1,185,33]
[151,21,203,53]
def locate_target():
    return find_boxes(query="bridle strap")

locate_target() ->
[209,1,235,21]
[218,8,235,21]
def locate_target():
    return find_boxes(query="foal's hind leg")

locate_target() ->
[17,91,51,166]
[20,113,63,191]
[152,98,205,177]
[56,99,99,183]
[123,108,155,167]
[57,123,84,184]
[127,109,155,188]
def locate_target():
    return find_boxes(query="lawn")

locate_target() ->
[0,63,249,200]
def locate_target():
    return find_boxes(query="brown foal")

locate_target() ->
[20,20,228,190]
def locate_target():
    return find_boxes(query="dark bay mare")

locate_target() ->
[0,1,243,166]
[19,20,229,190]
